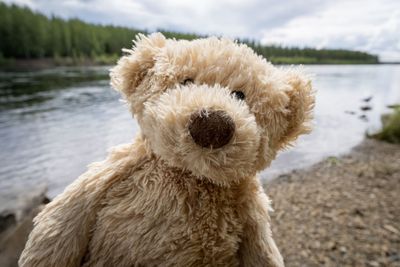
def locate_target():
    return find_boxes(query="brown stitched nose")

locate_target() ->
[188,109,235,149]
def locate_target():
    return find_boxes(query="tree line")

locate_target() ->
[0,2,379,64]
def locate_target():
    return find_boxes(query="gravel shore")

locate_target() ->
[265,139,400,267]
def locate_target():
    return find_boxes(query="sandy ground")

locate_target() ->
[265,139,400,267]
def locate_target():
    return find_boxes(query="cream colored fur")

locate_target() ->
[19,33,314,267]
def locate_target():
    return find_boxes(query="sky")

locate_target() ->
[4,0,400,61]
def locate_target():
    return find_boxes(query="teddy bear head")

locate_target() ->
[110,33,314,186]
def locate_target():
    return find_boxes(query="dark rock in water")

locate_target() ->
[360,105,372,111]
[0,214,16,235]
[0,183,48,222]
[362,96,373,102]
[41,196,50,205]
[359,114,368,122]
[0,186,49,267]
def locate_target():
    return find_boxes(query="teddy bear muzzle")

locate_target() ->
[188,109,235,149]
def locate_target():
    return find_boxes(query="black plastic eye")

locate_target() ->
[231,90,245,100]
[181,78,194,85]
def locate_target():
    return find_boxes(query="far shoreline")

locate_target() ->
[0,57,392,72]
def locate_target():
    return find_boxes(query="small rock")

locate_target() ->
[362,96,373,102]
[327,241,337,250]
[359,114,368,121]
[0,213,16,235]
[300,250,308,258]
[367,261,379,267]
[0,186,49,267]
[388,251,400,262]
[360,105,372,111]
[383,224,399,235]
[353,208,364,217]
[353,217,367,229]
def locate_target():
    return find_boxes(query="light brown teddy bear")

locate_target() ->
[19,33,314,267]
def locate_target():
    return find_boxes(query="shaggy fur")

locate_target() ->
[19,33,314,267]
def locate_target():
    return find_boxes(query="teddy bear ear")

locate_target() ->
[278,69,315,148]
[110,32,166,98]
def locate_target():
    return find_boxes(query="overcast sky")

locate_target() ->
[4,0,400,61]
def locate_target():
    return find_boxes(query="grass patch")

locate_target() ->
[371,106,400,144]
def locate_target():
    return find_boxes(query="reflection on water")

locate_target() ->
[0,67,109,110]
[0,65,399,210]
[0,66,138,212]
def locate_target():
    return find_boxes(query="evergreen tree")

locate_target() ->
[0,2,379,64]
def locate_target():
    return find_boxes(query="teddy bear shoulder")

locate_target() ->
[98,155,261,216]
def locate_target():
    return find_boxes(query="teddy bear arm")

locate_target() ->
[238,192,284,267]
[19,144,137,267]
[18,170,112,267]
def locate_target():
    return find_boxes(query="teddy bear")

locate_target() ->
[19,33,314,267]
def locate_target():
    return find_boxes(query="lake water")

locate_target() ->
[0,65,399,211]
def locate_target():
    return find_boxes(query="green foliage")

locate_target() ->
[0,3,140,59]
[0,2,379,64]
[249,42,378,64]
[372,107,400,144]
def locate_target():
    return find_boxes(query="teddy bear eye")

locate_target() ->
[231,91,245,101]
[181,78,194,85]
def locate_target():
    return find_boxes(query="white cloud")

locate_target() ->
[260,0,400,61]
[4,0,400,61]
